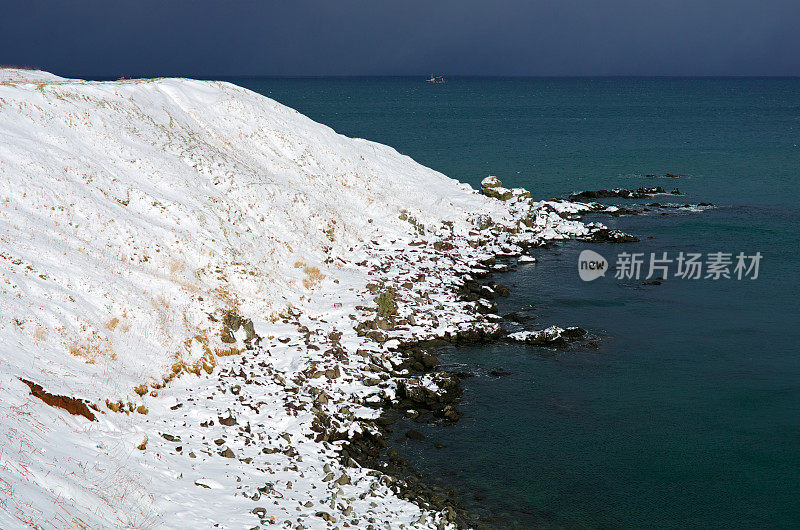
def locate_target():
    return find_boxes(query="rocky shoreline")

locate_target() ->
[0,72,722,529]
[303,180,646,528]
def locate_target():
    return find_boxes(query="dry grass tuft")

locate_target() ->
[68,335,117,364]
[294,260,325,289]
[32,324,47,343]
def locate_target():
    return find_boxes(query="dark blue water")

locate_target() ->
[233,78,800,528]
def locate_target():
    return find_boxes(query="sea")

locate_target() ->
[230,77,800,528]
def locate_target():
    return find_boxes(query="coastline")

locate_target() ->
[0,70,631,528]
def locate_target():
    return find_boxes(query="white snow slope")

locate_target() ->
[0,70,594,529]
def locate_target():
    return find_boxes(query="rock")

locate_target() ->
[479,285,497,299]
[241,319,257,342]
[589,228,639,243]
[508,325,588,346]
[643,173,682,178]
[481,175,502,188]
[218,415,236,426]
[405,429,426,441]
[489,281,510,297]
[417,352,440,369]
[220,447,235,458]
[503,311,533,323]
[569,186,665,201]
[220,329,236,343]
[375,410,400,426]
[374,318,394,331]
[490,369,512,377]
[441,405,462,422]
[335,473,351,485]
[365,330,386,343]
[315,512,336,523]
[480,176,513,201]
[322,473,335,482]
[561,326,587,339]
[433,241,455,251]
[474,299,498,314]
[252,507,267,518]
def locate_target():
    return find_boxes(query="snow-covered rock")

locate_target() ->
[507,325,587,345]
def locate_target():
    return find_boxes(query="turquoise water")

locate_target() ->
[233,78,800,528]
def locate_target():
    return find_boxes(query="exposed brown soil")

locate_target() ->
[20,378,96,421]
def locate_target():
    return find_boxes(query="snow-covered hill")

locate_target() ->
[0,69,511,398]
[0,69,594,528]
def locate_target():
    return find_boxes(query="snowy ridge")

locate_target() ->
[0,70,601,528]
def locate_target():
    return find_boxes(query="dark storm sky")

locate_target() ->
[2,0,799,77]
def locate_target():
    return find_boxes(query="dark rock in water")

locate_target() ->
[474,299,498,314]
[405,429,426,441]
[671,188,682,195]
[479,285,498,299]
[569,186,665,201]
[604,205,639,216]
[376,410,401,426]
[489,281,510,297]
[465,279,482,293]
[643,278,663,286]
[507,325,587,347]
[489,369,512,377]
[561,326,587,339]
[643,173,682,178]
[589,228,640,243]
[648,201,714,210]
[417,352,440,369]
[587,341,600,349]
[503,311,533,323]
[442,405,462,422]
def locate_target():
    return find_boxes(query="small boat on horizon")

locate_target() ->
[426,74,446,84]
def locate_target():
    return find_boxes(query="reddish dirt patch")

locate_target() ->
[20,378,96,422]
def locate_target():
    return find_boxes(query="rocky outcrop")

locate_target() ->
[507,325,587,346]
[480,175,530,201]
[569,186,666,201]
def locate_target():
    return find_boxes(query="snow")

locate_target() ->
[0,69,605,528]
